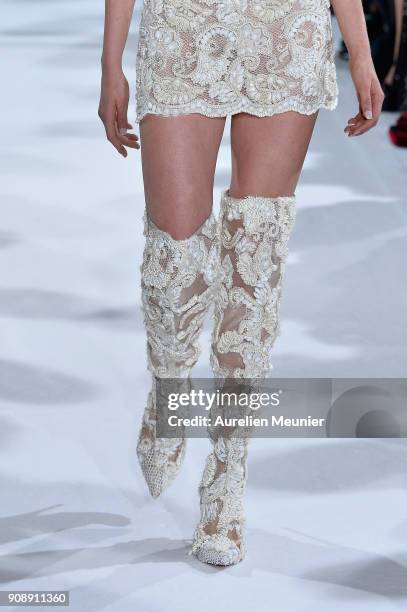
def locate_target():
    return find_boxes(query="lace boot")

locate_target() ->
[191,388,254,566]
[211,189,297,379]
[192,189,296,564]
[137,210,220,498]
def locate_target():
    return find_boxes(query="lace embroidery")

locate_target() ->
[135,0,338,122]
[210,190,296,379]
[192,191,297,565]
[192,387,257,566]
[137,211,220,497]
[192,437,248,565]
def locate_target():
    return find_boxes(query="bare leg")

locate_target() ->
[230,110,318,198]
[136,113,226,497]
[139,113,226,239]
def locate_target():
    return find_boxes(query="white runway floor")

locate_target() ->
[1,1,407,610]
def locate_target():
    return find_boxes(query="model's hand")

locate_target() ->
[98,67,140,157]
[345,56,384,137]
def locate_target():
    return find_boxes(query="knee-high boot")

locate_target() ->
[137,209,220,498]
[192,189,296,565]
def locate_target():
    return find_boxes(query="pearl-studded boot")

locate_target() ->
[137,209,220,498]
[192,189,297,564]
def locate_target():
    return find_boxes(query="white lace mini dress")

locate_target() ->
[135,0,338,122]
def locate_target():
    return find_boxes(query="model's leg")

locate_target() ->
[192,111,317,566]
[213,110,318,375]
[137,113,226,497]
[140,113,226,238]
[229,110,317,199]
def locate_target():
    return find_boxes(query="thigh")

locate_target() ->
[139,113,226,239]
[229,111,318,198]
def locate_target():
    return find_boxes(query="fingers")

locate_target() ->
[359,85,373,121]
[371,81,385,123]
[117,123,140,150]
[99,106,127,156]
[117,105,131,135]
[344,112,363,136]
[344,80,384,137]
[116,101,140,150]
[98,106,140,156]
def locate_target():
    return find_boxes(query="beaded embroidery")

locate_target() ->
[211,190,296,378]
[137,211,220,497]
[192,192,296,565]
[135,0,338,122]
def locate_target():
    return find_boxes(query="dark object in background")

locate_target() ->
[388,112,407,145]
[383,0,407,111]
[338,1,394,79]
[338,0,406,112]
[370,0,396,83]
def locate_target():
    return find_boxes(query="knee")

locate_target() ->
[146,186,213,241]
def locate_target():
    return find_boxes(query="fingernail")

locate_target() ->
[364,110,372,120]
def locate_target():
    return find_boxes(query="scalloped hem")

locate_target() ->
[135,97,339,124]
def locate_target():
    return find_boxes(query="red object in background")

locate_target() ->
[389,112,407,147]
